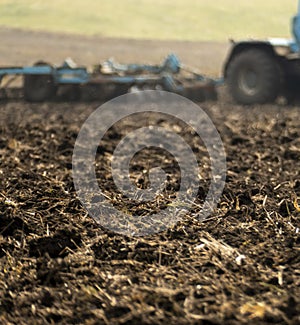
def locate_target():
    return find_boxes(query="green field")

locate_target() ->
[0,0,297,41]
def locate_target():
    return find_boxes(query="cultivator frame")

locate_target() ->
[0,54,220,102]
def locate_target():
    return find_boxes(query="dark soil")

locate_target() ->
[0,28,299,325]
[0,98,299,325]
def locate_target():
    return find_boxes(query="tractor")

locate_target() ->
[224,1,300,104]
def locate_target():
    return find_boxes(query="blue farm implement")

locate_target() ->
[224,0,300,104]
[0,54,219,102]
[2,1,300,105]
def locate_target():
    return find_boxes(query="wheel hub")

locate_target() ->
[238,69,258,96]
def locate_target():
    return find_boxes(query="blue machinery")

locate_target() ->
[0,54,219,102]
[223,0,300,104]
[292,0,300,51]
[2,2,300,104]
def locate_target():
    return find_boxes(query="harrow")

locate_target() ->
[0,54,220,102]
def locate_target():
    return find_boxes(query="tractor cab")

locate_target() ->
[291,4,300,53]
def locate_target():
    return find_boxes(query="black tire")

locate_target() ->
[23,61,56,102]
[226,49,280,104]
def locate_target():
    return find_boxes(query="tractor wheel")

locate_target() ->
[24,61,56,102]
[226,49,280,104]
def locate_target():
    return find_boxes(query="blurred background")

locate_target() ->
[0,0,297,74]
[0,0,295,40]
